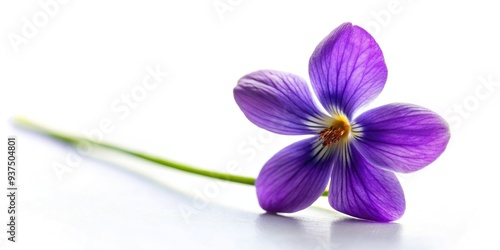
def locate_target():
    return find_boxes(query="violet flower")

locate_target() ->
[233,22,450,222]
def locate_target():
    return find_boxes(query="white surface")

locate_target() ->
[1,1,500,249]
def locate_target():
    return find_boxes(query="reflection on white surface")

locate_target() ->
[329,219,402,250]
[255,214,403,250]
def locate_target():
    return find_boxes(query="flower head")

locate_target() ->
[233,22,450,222]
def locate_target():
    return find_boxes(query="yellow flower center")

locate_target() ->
[318,115,351,146]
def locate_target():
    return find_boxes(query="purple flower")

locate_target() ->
[233,22,450,222]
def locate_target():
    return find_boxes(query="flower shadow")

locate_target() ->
[330,218,402,250]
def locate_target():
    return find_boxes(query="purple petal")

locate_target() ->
[309,22,388,118]
[234,70,328,135]
[329,144,405,222]
[352,103,450,173]
[256,137,334,213]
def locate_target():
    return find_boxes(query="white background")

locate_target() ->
[1,1,500,249]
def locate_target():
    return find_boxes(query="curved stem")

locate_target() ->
[13,117,329,196]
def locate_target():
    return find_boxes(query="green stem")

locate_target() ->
[13,117,329,196]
